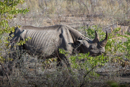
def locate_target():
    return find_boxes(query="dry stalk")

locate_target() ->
[0,62,12,87]
[80,65,97,87]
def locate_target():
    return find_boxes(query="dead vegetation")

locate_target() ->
[11,0,130,27]
[1,0,130,87]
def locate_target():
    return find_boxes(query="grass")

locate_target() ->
[13,0,130,30]
[19,0,129,23]
[0,0,130,86]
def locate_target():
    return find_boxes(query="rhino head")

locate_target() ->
[77,31,108,56]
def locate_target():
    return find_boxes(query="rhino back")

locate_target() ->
[21,25,62,30]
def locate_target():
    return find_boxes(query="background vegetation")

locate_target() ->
[0,0,130,87]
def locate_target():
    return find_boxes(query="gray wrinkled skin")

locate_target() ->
[9,24,108,67]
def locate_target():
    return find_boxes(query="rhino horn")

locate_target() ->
[93,31,99,43]
[99,31,108,47]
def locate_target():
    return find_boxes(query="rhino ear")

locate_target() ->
[93,31,99,43]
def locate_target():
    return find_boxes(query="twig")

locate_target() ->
[79,65,97,87]
[0,62,12,87]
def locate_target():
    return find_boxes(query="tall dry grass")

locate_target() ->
[14,0,130,27]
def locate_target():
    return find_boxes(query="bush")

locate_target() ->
[0,0,28,86]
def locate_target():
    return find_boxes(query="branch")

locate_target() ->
[79,65,97,87]
[0,62,12,87]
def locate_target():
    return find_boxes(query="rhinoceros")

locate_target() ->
[9,24,108,67]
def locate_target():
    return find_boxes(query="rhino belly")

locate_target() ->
[24,30,60,57]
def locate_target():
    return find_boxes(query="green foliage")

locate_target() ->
[59,48,67,54]
[107,81,119,87]
[70,53,107,70]
[85,25,106,40]
[59,48,69,56]
[16,37,31,45]
[0,0,29,36]
[123,34,130,59]
[0,0,29,34]
[0,0,29,62]
[0,56,5,63]
[65,25,130,81]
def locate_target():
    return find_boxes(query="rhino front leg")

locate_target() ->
[57,54,70,67]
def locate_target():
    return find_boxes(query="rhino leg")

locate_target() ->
[57,54,70,67]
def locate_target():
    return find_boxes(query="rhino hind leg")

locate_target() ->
[57,54,70,67]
